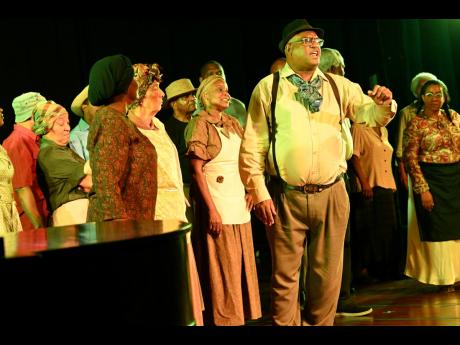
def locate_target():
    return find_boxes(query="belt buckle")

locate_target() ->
[303,184,320,194]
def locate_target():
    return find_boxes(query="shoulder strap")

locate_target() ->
[268,71,279,136]
[324,73,342,125]
[269,71,282,178]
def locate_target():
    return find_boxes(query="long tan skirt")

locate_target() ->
[192,220,262,326]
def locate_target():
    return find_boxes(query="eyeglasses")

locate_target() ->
[424,92,443,98]
[289,37,324,47]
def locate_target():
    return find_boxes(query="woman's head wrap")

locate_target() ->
[127,63,163,111]
[195,75,226,115]
[88,54,134,106]
[32,101,68,136]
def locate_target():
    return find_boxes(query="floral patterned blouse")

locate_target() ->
[87,106,158,222]
[403,109,460,194]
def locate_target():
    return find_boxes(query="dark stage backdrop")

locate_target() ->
[2,18,460,148]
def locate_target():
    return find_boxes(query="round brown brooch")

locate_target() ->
[216,176,224,183]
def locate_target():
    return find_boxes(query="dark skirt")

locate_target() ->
[414,161,460,242]
[350,187,399,280]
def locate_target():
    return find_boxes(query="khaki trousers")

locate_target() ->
[267,179,349,326]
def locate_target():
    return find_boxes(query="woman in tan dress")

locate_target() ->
[0,107,22,234]
[185,75,261,326]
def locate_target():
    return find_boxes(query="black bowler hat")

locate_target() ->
[278,19,325,53]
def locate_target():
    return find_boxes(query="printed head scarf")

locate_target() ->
[32,101,68,136]
[127,63,163,111]
[88,54,134,106]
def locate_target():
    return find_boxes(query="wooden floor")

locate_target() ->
[334,279,460,326]
[249,270,460,326]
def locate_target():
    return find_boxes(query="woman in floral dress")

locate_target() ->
[403,79,460,290]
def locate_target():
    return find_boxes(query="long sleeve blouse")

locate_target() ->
[403,109,460,193]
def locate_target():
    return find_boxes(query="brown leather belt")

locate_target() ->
[276,173,344,194]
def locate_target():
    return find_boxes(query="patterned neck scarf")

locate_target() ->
[287,74,323,113]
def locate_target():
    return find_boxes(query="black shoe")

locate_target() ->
[354,274,380,287]
[336,303,373,317]
[438,285,455,293]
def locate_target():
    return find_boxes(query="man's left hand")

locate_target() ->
[368,85,392,106]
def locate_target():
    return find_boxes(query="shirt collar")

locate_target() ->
[198,110,241,138]
[280,62,327,83]
[39,136,59,149]
[77,118,90,130]
[13,124,40,142]
[199,110,228,126]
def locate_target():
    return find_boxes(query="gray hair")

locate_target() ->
[410,72,437,98]
[319,48,345,73]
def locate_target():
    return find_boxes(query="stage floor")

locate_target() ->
[248,265,460,326]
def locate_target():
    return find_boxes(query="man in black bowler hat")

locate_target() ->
[239,19,397,325]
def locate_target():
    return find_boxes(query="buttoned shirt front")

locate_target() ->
[351,123,396,192]
[239,63,397,204]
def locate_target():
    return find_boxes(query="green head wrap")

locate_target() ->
[88,54,134,106]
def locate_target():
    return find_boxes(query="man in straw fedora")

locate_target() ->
[163,78,197,213]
